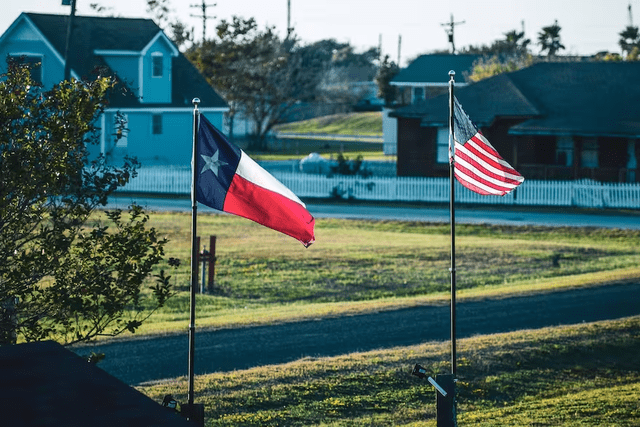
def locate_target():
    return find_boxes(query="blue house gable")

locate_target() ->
[0,12,228,167]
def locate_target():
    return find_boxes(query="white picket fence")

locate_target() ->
[119,166,640,209]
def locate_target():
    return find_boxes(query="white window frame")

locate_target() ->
[436,127,450,164]
[114,113,129,148]
[151,52,163,78]
[581,138,598,168]
[9,53,43,84]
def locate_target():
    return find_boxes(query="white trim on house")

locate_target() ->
[5,14,80,80]
[100,113,106,155]
[390,82,469,87]
[138,55,144,100]
[105,107,229,113]
[141,31,179,57]
[93,50,140,56]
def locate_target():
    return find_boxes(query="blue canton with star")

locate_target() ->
[196,115,242,211]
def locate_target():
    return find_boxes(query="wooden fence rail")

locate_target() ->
[119,167,640,209]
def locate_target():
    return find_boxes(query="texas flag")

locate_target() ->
[196,115,315,247]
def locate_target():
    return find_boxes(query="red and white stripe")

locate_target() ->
[223,151,315,247]
[453,132,524,196]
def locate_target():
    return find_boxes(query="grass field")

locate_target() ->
[273,112,382,136]
[137,316,640,426]
[248,112,387,161]
[98,209,640,424]
[91,210,640,337]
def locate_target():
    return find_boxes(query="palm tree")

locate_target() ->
[538,20,565,57]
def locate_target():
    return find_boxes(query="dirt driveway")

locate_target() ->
[73,283,640,385]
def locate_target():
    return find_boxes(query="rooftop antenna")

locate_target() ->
[190,1,216,42]
[441,14,465,54]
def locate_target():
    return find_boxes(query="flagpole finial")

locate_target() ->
[449,70,455,81]
[192,98,200,110]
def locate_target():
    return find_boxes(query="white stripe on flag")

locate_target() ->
[235,151,306,207]
[455,142,522,187]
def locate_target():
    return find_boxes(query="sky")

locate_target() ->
[1,0,637,67]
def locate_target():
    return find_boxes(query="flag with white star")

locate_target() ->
[195,115,315,247]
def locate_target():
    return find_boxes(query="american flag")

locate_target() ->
[452,97,524,196]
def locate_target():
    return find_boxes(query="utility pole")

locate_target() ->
[286,0,294,39]
[441,14,465,54]
[63,0,76,81]
[190,1,216,42]
[397,34,402,67]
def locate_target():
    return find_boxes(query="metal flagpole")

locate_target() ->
[448,71,457,377]
[188,98,201,406]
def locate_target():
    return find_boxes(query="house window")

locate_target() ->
[152,54,163,77]
[556,136,574,166]
[581,138,598,168]
[436,127,450,164]
[9,54,42,84]
[412,87,424,104]
[114,113,128,148]
[152,114,163,135]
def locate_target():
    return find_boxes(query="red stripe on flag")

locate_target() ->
[223,174,315,247]
[455,149,524,187]
[454,168,497,195]
[462,137,522,180]
[454,162,512,195]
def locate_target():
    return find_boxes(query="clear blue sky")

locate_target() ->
[1,0,637,67]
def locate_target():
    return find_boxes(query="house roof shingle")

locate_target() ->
[0,341,190,426]
[391,54,480,85]
[393,61,640,138]
[24,13,227,109]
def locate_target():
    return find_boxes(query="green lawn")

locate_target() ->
[246,112,388,161]
[90,211,640,337]
[137,316,640,426]
[274,112,382,136]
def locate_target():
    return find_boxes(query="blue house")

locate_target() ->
[0,12,228,167]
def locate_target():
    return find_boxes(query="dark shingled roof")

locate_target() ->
[393,61,640,138]
[25,13,227,109]
[0,341,190,426]
[391,54,480,85]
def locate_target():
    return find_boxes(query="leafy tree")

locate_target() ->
[146,0,193,50]
[538,20,565,56]
[619,25,640,56]
[466,29,533,82]
[462,29,530,57]
[467,54,533,82]
[187,17,341,150]
[375,54,399,106]
[0,62,172,346]
[187,17,294,149]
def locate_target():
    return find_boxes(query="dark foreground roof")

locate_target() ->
[25,13,226,109]
[391,54,480,85]
[394,61,640,138]
[0,341,189,426]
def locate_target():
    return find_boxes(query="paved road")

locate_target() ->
[106,195,640,230]
[73,283,640,385]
